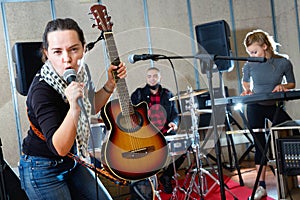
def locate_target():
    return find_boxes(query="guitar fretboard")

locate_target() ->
[104,32,134,117]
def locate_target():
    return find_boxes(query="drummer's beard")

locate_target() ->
[148,83,160,90]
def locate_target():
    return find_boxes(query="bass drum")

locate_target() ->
[130,175,158,200]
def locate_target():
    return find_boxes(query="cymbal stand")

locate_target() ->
[151,175,162,200]
[182,150,210,199]
[181,86,238,199]
[169,153,183,200]
[154,191,162,200]
[181,86,206,200]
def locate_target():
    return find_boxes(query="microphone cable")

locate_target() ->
[65,62,101,199]
[85,33,104,53]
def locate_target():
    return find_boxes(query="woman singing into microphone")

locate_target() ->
[18,18,126,200]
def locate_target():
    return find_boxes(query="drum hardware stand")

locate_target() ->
[181,149,213,199]
[182,101,237,200]
[150,175,162,200]
[167,136,192,199]
[154,190,162,200]
[169,153,183,200]
[182,86,205,200]
[176,87,237,200]
[182,155,238,200]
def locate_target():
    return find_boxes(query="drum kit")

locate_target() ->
[157,87,238,200]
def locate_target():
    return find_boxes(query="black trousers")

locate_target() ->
[246,102,292,165]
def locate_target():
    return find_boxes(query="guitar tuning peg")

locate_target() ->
[101,8,107,14]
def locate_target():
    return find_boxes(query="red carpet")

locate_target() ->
[156,174,275,200]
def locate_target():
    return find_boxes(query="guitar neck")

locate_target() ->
[104,32,120,66]
[104,32,133,116]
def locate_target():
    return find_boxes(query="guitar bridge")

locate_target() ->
[122,146,155,159]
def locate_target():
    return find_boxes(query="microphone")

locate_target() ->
[247,57,267,62]
[63,69,84,109]
[63,69,77,84]
[128,54,161,64]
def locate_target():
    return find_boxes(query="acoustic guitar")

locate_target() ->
[90,4,168,181]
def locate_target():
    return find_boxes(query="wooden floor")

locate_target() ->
[99,160,270,199]
[225,160,278,199]
[99,158,300,200]
[98,142,300,200]
[228,160,300,200]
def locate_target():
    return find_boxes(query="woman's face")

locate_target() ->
[44,30,84,76]
[246,42,267,58]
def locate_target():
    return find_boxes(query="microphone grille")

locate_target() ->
[128,54,135,64]
[63,69,77,84]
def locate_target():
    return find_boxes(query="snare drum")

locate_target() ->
[165,134,193,156]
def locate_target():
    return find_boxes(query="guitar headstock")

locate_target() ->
[90,4,113,32]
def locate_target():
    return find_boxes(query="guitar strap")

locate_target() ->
[27,114,129,186]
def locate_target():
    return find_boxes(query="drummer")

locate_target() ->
[131,67,186,194]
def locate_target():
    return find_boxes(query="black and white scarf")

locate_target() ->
[40,60,92,158]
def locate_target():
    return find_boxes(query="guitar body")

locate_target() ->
[101,100,168,180]
[90,4,168,181]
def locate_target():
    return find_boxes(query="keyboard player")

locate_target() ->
[241,29,297,200]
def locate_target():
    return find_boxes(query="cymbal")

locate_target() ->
[169,89,208,101]
[178,109,212,116]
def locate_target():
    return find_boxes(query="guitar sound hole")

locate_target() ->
[117,111,143,133]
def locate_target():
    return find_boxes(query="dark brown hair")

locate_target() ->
[41,18,85,62]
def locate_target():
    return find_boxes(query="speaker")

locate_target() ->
[12,42,43,96]
[195,20,234,73]
[0,160,29,200]
[0,138,28,199]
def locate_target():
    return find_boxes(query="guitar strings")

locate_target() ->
[116,84,140,152]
